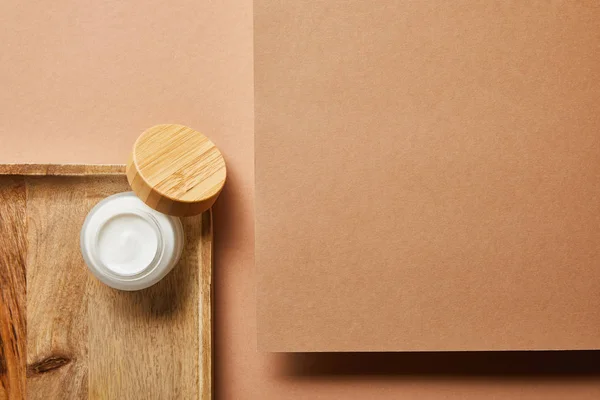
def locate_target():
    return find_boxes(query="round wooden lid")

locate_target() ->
[126,124,226,217]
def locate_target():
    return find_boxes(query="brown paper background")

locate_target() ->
[256,0,600,351]
[1,0,600,398]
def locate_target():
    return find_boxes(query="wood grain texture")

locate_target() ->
[127,124,226,217]
[26,176,91,399]
[0,164,125,176]
[198,211,213,398]
[0,165,212,399]
[0,177,27,400]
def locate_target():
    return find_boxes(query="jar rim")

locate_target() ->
[80,192,184,290]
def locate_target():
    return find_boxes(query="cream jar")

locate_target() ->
[80,192,184,291]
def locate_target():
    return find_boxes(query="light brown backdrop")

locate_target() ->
[0,0,599,398]
[255,0,600,352]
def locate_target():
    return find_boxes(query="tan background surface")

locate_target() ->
[255,1,600,352]
[0,0,599,398]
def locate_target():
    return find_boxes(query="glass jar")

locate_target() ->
[80,192,184,290]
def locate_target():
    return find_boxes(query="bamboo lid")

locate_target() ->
[127,124,226,217]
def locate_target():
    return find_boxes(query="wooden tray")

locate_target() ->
[0,164,212,400]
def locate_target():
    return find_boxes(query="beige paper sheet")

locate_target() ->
[256,1,600,351]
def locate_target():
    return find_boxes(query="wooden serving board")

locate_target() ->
[0,164,212,400]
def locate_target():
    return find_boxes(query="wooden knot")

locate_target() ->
[27,356,71,376]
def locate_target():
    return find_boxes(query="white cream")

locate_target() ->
[80,192,184,290]
[96,213,160,276]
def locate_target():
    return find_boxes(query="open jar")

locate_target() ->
[80,192,184,290]
[79,124,226,291]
